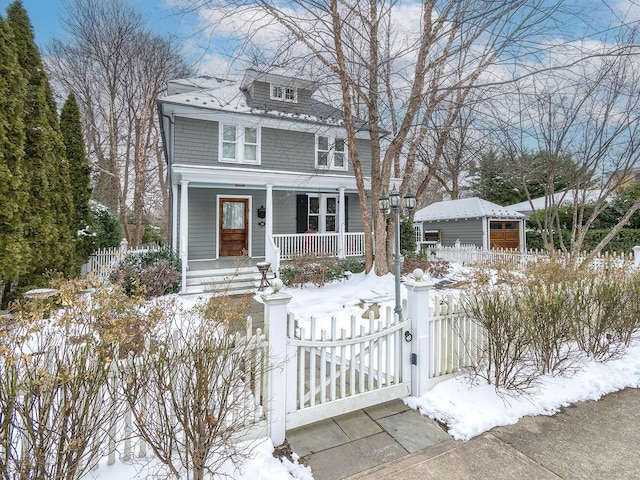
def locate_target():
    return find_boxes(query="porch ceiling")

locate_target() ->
[172,164,371,192]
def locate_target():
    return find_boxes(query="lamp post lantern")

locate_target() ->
[378,185,415,320]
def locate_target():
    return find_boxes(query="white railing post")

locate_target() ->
[262,289,293,446]
[404,274,434,397]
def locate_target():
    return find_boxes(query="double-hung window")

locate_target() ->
[220,124,260,164]
[316,135,347,171]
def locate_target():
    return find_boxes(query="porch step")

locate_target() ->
[185,266,275,296]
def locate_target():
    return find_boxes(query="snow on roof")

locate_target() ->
[161,75,344,126]
[414,197,525,222]
[506,189,604,215]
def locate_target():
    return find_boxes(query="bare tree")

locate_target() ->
[194,0,565,273]
[47,0,191,246]
[488,38,640,264]
[415,94,489,201]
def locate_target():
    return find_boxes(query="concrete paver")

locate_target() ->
[333,410,382,441]
[362,399,409,420]
[376,409,451,453]
[304,432,408,480]
[286,418,350,457]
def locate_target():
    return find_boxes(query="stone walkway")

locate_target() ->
[286,400,451,480]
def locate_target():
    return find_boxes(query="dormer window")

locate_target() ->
[271,83,297,103]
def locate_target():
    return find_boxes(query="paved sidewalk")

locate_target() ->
[286,400,451,480]
[288,387,640,480]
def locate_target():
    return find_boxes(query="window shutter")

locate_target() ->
[296,195,308,233]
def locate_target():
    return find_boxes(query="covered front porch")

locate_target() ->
[173,165,369,294]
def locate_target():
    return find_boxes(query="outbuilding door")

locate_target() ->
[219,198,249,256]
[489,221,520,250]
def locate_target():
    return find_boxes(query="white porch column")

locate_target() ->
[262,290,293,445]
[266,183,273,252]
[171,184,178,250]
[179,180,189,294]
[338,187,346,259]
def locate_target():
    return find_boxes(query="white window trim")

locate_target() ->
[307,193,339,233]
[315,135,348,171]
[270,83,298,103]
[219,124,261,165]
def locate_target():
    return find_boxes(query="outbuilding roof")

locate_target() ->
[413,197,525,222]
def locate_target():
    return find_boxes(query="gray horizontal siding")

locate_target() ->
[173,118,373,179]
[174,117,217,166]
[422,218,484,248]
[248,81,315,115]
[182,187,266,260]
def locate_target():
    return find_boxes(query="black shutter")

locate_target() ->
[344,195,349,231]
[296,194,308,233]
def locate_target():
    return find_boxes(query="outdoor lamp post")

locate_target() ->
[379,185,415,320]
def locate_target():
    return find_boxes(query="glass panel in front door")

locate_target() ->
[222,201,245,229]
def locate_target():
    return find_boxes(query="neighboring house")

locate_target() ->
[413,197,526,252]
[157,68,376,293]
[506,189,604,218]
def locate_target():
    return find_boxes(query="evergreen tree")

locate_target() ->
[7,0,75,281]
[0,16,27,300]
[61,92,94,273]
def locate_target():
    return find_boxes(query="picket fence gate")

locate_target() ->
[284,308,412,429]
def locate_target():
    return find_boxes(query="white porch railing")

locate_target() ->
[272,232,365,260]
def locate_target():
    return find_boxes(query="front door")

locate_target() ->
[219,198,249,257]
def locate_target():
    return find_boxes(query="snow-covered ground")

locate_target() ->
[87,263,640,479]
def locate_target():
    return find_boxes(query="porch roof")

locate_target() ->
[172,163,373,192]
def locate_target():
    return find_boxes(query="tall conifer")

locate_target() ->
[0,16,27,300]
[61,92,93,272]
[7,0,75,280]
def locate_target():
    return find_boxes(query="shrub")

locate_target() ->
[462,286,538,391]
[402,253,451,278]
[280,255,357,288]
[338,258,366,274]
[89,201,122,249]
[110,247,181,298]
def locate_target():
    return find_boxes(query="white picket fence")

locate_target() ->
[427,293,486,380]
[285,308,411,429]
[81,239,161,280]
[1,317,267,475]
[430,243,636,270]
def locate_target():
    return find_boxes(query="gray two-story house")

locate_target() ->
[158,68,374,293]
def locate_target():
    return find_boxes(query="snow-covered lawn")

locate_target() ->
[88,264,640,479]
